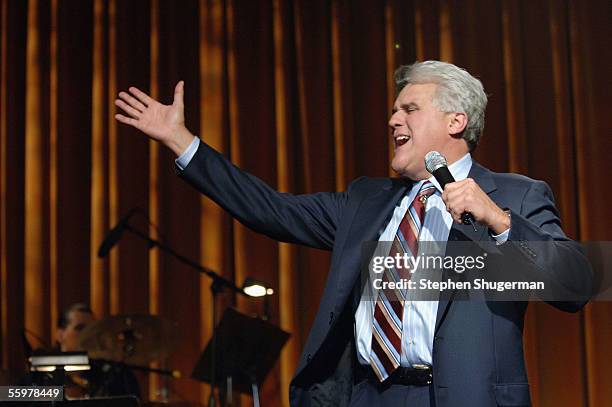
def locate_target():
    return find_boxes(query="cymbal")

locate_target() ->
[79,314,180,365]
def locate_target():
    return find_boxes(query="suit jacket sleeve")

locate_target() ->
[177,141,348,251]
[506,179,593,311]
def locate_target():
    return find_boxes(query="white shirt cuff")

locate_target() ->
[175,136,200,170]
[491,228,510,245]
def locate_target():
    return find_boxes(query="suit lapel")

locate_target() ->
[355,178,414,242]
[434,162,497,333]
[333,178,413,311]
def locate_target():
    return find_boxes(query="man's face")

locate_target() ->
[389,83,455,180]
[57,310,95,352]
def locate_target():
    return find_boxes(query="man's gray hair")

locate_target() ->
[394,61,487,151]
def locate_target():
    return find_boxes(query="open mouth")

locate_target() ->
[394,135,411,148]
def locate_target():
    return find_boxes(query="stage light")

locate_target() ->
[242,278,274,297]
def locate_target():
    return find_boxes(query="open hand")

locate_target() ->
[115,81,194,155]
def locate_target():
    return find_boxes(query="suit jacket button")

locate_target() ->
[307,354,312,363]
[329,312,334,325]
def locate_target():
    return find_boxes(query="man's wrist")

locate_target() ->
[165,127,196,156]
[488,207,511,235]
[175,137,200,170]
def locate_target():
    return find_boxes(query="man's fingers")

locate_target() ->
[442,184,468,205]
[173,81,184,108]
[443,179,481,203]
[118,91,146,112]
[115,113,139,127]
[115,99,142,119]
[447,203,466,224]
[129,86,154,106]
[446,186,478,207]
[442,179,470,194]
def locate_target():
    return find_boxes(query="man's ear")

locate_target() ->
[448,112,468,136]
[56,328,65,345]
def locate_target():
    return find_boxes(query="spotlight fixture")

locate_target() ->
[242,278,274,297]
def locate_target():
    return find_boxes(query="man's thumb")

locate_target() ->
[173,81,184,107]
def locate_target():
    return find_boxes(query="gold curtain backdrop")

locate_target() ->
[1,0,611,406]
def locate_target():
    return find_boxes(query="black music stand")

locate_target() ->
[191,308,290,403]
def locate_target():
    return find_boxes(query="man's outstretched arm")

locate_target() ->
[115,83,348,250]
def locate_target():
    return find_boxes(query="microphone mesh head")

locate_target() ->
[424,151,447,173]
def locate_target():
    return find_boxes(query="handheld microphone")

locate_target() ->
[97,208,139,258]
[424,151,477,231]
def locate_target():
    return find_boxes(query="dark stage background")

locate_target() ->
[1,0,611,406]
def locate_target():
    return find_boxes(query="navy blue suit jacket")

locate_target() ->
[179,142,592,407]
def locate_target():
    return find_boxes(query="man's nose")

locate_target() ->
[388,111,402,129]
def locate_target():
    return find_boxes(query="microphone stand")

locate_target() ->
[120,223,249,407]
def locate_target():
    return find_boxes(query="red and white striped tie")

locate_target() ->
[369,181,436,381]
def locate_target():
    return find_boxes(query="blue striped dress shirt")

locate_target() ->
[354,153,473,367]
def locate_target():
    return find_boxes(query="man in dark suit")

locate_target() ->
[115,61,592,407]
